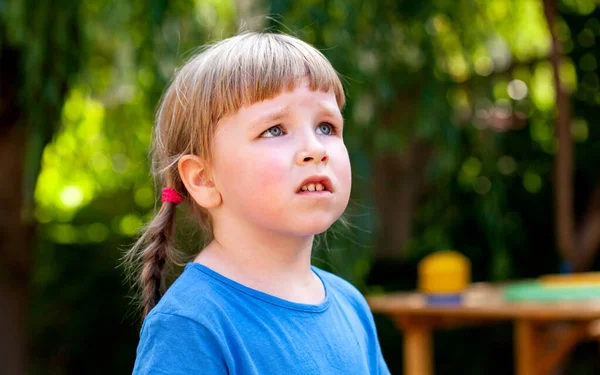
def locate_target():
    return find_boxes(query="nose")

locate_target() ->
[295,135,329,166]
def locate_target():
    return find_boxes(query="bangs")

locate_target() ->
[195,33,345,123]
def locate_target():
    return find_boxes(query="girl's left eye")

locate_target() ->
[317,123,334,135]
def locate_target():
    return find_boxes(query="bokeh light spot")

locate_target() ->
[507,79,528,100]
[523,172,542,193]
[473,176,492,195]
[86,223,110,243]
[60,186,84,209]
[134,186,155,208]
[497,156,517,175]
[119,214,143,236]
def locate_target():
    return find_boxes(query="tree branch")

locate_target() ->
[575,186,600,270]
[542,0,577,268]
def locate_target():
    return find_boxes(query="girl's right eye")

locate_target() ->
[260,125,284,138]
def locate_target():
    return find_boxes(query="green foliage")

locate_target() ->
[1,0,83,218]
[14,0,600,373]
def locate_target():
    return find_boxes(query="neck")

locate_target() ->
[193,216,320,302]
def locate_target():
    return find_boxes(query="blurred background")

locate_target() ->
[2,0,600,373]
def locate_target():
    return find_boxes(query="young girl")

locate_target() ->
[126,32,390,374]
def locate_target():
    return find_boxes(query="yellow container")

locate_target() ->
[418,250,471,294]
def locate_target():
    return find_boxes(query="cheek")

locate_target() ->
[331,143,352,189]
[241,143,290,195]
[217,145,289,201]
[233,149,291,223]
[249,152,288,186]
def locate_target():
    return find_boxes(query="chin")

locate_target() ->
[288,215,340,236]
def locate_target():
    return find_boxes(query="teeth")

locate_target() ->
[300,182,327,192]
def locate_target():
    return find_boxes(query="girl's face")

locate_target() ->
[210,79,351,237]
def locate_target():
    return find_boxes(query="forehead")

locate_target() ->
[237,83,341,120]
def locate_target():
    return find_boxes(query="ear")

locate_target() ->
[178,155,222,209]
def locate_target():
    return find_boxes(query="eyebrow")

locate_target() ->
[317,105,344,122]
[249,108,290,130]
[312,102,344,128]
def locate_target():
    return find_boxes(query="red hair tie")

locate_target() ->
[161,188,184,205]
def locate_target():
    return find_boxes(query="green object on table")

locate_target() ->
[503,281,600,302]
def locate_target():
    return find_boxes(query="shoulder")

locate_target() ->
[312,266,363,297]
[134,312,227,375]
[134,264,233,375]
[141,311,209,337]
[147,263,230,324]
[312,266,370,312]
[311,266,387,371]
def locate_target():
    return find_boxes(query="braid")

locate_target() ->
[122,198,182,321]
[140,234,168,317]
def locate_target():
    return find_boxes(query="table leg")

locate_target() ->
[514,320,539,375]
[403,325,433,375]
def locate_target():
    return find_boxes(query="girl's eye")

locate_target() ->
[317,123,334,135]
[261,125,284,138]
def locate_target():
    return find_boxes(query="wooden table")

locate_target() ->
[367,283,600,375]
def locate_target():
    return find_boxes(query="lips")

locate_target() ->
[297,175,333,193]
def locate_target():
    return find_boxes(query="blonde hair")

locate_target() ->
[122,32,345,319]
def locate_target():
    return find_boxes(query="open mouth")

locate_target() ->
[299,183,328,192]
[296,176,333,193]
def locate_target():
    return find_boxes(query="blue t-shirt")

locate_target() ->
[133,262,390,374]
